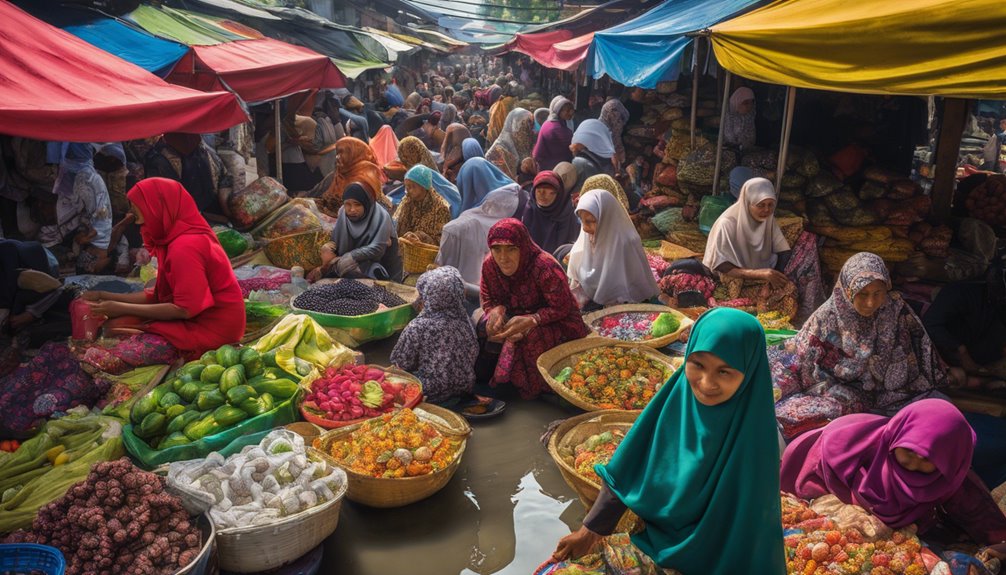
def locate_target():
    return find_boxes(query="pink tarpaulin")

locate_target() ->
[549,32,595,71]
[498,29,593,71]
[0,0,247,142]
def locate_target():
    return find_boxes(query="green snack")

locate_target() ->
[200,364,226,384]
[555,366,574,384]
[166,410,202,435]
[212,405,248,427]
[137,412,167,438]
[650,312,682,338]
[225,385,257,405]
[249,378,299,399]
[195,389,226,411]
[216,344,240,368]
[218,365,246,393]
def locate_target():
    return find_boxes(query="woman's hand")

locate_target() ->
[499,315,537,342]
[81,290,103,302]
[757,268,789,290]
[86,299,126,319]
[552,526,603,563]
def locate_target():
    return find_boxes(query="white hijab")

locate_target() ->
[436,183,522,285]
[702,177,790,272]
[568,189,659,306]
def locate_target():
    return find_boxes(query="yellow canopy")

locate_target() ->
[710,0,1006,99]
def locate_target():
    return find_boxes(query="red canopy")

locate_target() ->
[506,30,594,71]
[0,0,248,142]
[501,29,574,59]
[166,38,345,103]
[548,33,595,71]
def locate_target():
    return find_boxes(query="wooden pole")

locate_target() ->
[690,38,701,149]
[274,99,283,184]
[932,98,968,221]
[710,70,732,195]
[775,86,797,189]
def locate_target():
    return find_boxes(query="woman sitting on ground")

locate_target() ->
[566,189,658,310]
[325,183,403,282]
[396,165,452,245]
[441,123,473,183]
[477,219,588,399]
[318,137,386,217]
[521,170,579,255]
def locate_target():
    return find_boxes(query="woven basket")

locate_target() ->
[214,466,349,573]
[299,365,425,429]
[399,236,439,274]
[546,410,642,532]
[583,304,694,349]
[536,339,682,412]
[310,403,470,508]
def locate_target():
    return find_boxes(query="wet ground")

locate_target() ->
[320,335,587,575]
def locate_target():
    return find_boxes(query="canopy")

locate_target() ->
[126,4,260,45]
[490,29,573,58]
[166,37,345,103]
[497,30,594,71]
[0,0,247,142]
[588,0,761,88]
[710,0,1006,99]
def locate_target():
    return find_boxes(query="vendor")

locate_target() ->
[144,133,232,223]
[485,108,535,181]
[569,119,616,197]
[532,97,575,171]
[83,178,245,360]
[723,87,756,150]
[781,399,1006,556]
[318,137,386,218]
[396,165,452,245]
[456,157,518,213]
[550,308,785,575]
[477,219,588,399]
[521,171,579,255]
[566,189,658,310]
[599,98,630,171]
[328,183,403,282]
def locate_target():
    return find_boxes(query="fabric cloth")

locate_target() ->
[572,151,615,198]
[596,308,785,574]
[485,108,536,180]
[398,136,438,170]
[439,104,458,131]
[571,119,616,159]
[599,99,631,159]
[479,219,588,399]
[785,231,828,322]
[369,125,400,177]
[533,98,575,171]
[457,157,517,213]
[581,174,630,213]
[436,184,523,285]
[521,171,580,255]
[72,333,179,376]
[441,124,473,183]
[784,252,949,415]
[703,177,789,272]
[386,84,405,108]
[397,167,452,243]
[567,189,659,306]
[339,108,370,143]
[723,87,756,149]
[729,166,754,199]
[126,178,245,359]
[554,162,578,194]
[331,183,403,282]
[462,138,484,161]
[320,137,385,217]
[390,266,477,403]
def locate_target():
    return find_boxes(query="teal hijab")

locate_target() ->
[595,308,785,575]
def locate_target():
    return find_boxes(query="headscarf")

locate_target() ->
[487,85,503,105]
[405,92,422,111]
[581,174,630,214]
[369,125,400,180]
[702,177,789,272]
[724,87,756,149]
[398,165,452,241]
[462,138,484,161]
[533,97,575,172]
[436,183,522,285]
[439,104,458,130]
[333,182,392,255]
[441,124,473,179]
[324,138,384,215]
[52,142,97,198]
[729,166,755,199]
[534,108,549,130]
[485,108,535,180]
[553,161,577,194]
[521,171,578,254]
[781,399,975,530]
[457,157,516,213]
[49,142,113,250]
[482,218,547,288]
[487,94,516,145]
[127,178,216,301]
[599,99,630,158]
[571,119,615,159]
[550,95,575,130]
[567,189,659,306]
[385,85,405,108]
[338,109,370,144]
[597,308,785,574]
[398,136,438,170]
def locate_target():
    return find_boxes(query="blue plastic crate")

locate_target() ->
[0,544,66,575]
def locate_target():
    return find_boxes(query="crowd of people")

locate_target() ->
[2,56,1006,574]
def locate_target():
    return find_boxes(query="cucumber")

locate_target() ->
[130,393,160,425]
[216,345,241,368]
[137,412,167,438]
[200,364,226,384]
[184,414,221,441]
[158,432,192,449]
[225,385,257,405]
[212,405,248,427]
[164,404,186,420]
[248,378,299,399]
[158,392,182,409]
[218,365,246,393]
[200,350,219,366]
[239,393,275,417]
[239,348,264,377]
[166,410,202,434]
[195,389,226,411]
[178,382,201,403]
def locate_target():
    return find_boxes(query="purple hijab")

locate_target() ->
[532,97,574,171]
[780,398,975,529]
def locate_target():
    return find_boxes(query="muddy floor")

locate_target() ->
[320,335,588,575]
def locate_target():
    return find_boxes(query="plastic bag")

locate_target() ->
[698,195,733,235]
[251,199,337,240]
[227,177,289,231]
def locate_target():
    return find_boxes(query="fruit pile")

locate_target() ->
[301,364,423,425]
[556,347,672,410]
[572,430,625,483]
[319,409,461,478]
[593,312,682,343]
[293,280,407,316]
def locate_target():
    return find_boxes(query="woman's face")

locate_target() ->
[490,243,520,276]
[129,201,145,225]
[685,351,745,406]
[344,199,366,220]
[404,180,428,201]
[336,152,347,170]
[738,98,755,115]
[851,279,889,317]
[560,105,575,121]
[893,447,936,474]
[535,185,558,208]
[578,210,597,235]
[749,198,776,223]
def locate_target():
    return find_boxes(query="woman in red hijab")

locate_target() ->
[83,178,245,359]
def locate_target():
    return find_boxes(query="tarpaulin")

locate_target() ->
[0,0,247,142]
[126,4,259,45]
[588,0,761,88]
[710,0,1006,99]
[63,19,188,75]
[497,30,593,71]
[492,29,574,58]
[550,32,595,71]
[166,37,345,103]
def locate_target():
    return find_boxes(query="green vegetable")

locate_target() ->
[294,357,313,377]
[239,347,264,377]
[262,349,279,368]
[164,404,186,420]
[130,393,159,425]
[158,392,181,409]
[360,380,384,408]
[555,367,574,384]
[178,362,207,380]
[650,312,682,338]
[212,405,248,427]
[200,364,226,384]
[218,365,246,393]
[249,378,299,399]
[238,393,274,417]
[157,432,191,449]
[178,382,201,403]
[225,385,257,405]
[166,410,202,434]
[216,344,240,368]
[200,350,219,366]
[195,389,226,411]
[137,412,167,438]
[169,377,185,394]
[183,414,220,441]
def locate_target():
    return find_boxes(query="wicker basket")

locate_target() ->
[399,236,439,274]
[583,304,694,349]
[310,403,470,508]
[299,365,424,429]
[536,339,682,412]
[214,466,349,573]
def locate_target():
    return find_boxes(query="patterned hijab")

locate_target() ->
[397,165,451,241]
[581,174,629,213]
[398,136,438,170]
[481,218,547,289]
[487,108,535,179]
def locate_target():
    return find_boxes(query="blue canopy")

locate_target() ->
[64,17,188,75]
[587,0,761,88]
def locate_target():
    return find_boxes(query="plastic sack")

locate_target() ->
[698,194,733,235]
[121,390,302,469]
[214,227,252,259]
[251,199,337,240]
[227,176,289,231]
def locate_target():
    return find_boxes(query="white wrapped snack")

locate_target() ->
[296,463,318,488]
[242,446,267,460]
[298,490,318,509]
[310,479,335,502]
[250,508,282,526]
[279,489,302,516]
[260,474,280,494]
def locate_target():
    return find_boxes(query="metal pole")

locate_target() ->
[710,70,732,195]
[775,86,797,189]
[690,38,701,149]
[274,98,283,184]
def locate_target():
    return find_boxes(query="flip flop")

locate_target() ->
[454,395,506,420]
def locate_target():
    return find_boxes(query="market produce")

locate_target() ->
[250,314,354,378]
[658,272,716,303]
[302,364,423,424]
[166,430,345,529]
[293,280,407,316]
[319,408,462,478]
[965,175,1006,226]
[572,430,625,483]
[757,311,794,331]
[4,458,203,575]
[591,312,682,343]
[563,347,673,410]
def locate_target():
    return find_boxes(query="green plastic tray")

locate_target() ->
[289,279,417,344]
